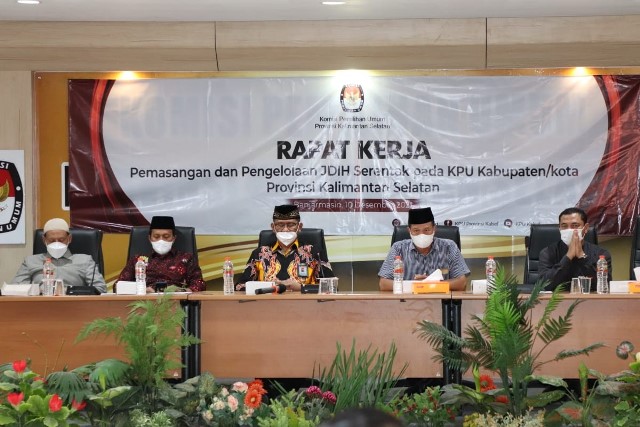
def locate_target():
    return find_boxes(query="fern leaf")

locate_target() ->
[553,343,605,361]
[75,317,124,344]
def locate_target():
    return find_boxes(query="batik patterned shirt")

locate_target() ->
[237,240,333,291]
[118,248,206,292]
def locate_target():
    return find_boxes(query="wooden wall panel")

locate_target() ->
[0,71,34,282]
[487,16,640,68]
[0,22,217,71]
[216,19,487,71]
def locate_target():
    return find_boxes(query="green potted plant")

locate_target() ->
[0,360,82,427]
[70,295,200,423]
[415,264,604,416]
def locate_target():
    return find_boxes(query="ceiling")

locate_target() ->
[2,0,640,22]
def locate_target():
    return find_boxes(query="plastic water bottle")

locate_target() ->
[135,258,147,295]
[223,257,234,295]
[42,257,56,295]
[596,255,609,294]
[485,256,497,286]
[393,256,404,294]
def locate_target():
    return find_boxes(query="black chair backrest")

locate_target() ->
[127,226,198,264]
[631,216,640,279]
[390,225,461,250]
[34,228,104,276]
[258,228,328,261]
[524,223,598,285]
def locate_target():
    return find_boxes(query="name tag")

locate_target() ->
[298,263,308,278]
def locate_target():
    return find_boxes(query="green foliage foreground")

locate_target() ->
[415,264,605,416]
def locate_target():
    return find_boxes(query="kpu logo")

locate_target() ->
[0,160,24,234]
[340,84,364,112]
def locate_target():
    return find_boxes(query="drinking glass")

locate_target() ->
[579,276,592,294]
[570,277,580,294]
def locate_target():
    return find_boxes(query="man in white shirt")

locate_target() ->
[11,218,106,293]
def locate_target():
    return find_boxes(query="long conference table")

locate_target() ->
[1,292,638,382]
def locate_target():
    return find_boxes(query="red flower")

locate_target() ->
[248,379,266,395]
[248,378,264,388]
[496,395,509,404]
[12,360,27,373]
[306,385,322,398]
[479,374,496,392]
[244,387,263,409]
[71,399,87,411]
[49,394,63,412]
[322,391,337,404]
[7,392,24,406]
[33,376,45,383]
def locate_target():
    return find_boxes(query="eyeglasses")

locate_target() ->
[273,221,299,231]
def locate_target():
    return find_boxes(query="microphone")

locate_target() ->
[317,252,325,279]
[89,260,97,287]
[255,284,287,294]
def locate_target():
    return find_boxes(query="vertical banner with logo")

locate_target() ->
[0,150,25,244]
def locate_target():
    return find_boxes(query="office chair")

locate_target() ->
[631,216,640,279]
[34,228,104,276]
[126,226,198,264]
[390,225,461,250]
[258,228,329,261]
[524,223,598,285]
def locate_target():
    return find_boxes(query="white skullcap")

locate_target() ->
[43,218,69,234]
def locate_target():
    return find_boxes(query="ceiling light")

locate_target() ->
[17,0,41,4]
[322,2,346,5]
[117,71,139,80]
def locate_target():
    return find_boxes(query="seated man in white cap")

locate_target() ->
[378,207,469,291]
[11,218,107,293]
[117,215,206,292]
[237,204,333,292]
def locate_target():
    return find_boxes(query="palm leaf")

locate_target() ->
[415,321,471,372]
[535,286,565,330]
[519,281,545,313]
[537,299,583,345]
[464,326,493,368]
[45,370,88,402]
[88,359,131,390]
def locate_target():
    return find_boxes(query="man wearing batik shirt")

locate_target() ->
[117,216,206,292]
[378,207,470,291]
[237,204,333,292]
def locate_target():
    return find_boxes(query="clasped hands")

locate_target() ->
[566,230,586,260]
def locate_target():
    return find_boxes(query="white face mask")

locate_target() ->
[560,228,583,246]
[276,231,297,247]
[151,239,174,255]
[46,242,68,259]
[411,233,434,249]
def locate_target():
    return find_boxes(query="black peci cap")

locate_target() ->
[273,204,300,220]
[150,216,175,230]
[408,207,435,225]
